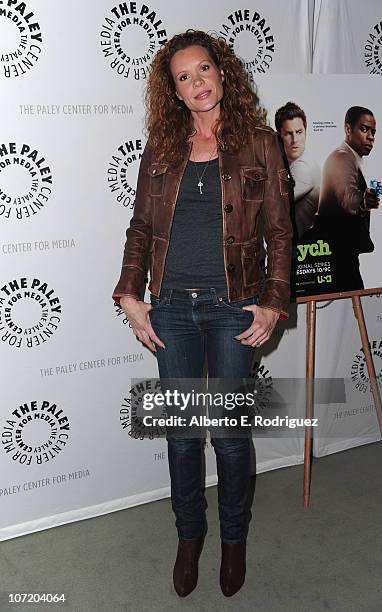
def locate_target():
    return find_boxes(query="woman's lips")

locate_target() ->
[195,90,211,100]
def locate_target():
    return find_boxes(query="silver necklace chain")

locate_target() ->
[191,144,217,195]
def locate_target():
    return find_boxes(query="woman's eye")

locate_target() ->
[201,64,210,71]
[179,74,188,81]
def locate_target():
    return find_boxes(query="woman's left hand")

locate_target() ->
[234,305,279,347]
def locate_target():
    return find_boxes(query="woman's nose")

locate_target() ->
[193,76,204,87]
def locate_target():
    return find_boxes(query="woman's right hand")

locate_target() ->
[120,296,165,353]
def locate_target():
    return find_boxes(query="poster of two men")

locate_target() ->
[257,75,381,297]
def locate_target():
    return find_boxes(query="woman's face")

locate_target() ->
[169,44,224,115]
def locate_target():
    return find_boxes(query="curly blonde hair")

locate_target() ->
[145,30,267,166]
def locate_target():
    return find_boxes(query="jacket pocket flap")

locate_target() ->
[148,163,168,177]
[278,168,290,196]
[241,167,268,182]
[241,241,257,258]
[278,168,290,181]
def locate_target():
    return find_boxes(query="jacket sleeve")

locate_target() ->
[112,143,153,305]
[259,131,293,320]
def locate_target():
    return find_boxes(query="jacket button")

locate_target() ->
[224,203,233,213]
[222,173,231,181]
[227,264,235,272]
[152,168,157,175]
[227,236,235,244]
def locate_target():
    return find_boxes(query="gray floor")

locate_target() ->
[1,441,381,612]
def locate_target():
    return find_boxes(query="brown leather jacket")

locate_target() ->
[112,126,293,319]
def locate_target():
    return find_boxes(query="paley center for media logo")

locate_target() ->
[107,137,144,209]
[120,379,166,440]
[249,357,273,414]
[1,400,70,466]
[100,2,167,80]
[351,339,382,394]
[0,0,43,78]
[364,20,382,74]
[0,277,62,349]
[0,142,53,221]
[218,8,275,79]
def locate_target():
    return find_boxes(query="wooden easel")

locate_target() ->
[296,287,382,507]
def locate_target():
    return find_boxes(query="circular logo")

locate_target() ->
[108,137,144,209]
[249,359,273,416]
[100,3,167,80]
[351,339,382,394]
[364,23,382,73]
[120,379,166,440]
[218,8,275,79]
[0,1,42,79]
[0,142,53,221]
[1,400,70,466]
[0,277,62,349]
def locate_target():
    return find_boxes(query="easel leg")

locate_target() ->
[352,296,382,434]
[304,300,316,507]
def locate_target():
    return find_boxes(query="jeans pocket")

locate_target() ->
[150,294,167,309]
[218,295,257,314]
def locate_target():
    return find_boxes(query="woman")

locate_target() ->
[112,30,292,598]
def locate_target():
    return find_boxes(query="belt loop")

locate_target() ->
[167,288,173,304]
[211,287,218,306]
[161,288,169,304]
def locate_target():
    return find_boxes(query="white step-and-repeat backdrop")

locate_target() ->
[1,0,380,541]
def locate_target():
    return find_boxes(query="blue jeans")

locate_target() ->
[149,287,258,544]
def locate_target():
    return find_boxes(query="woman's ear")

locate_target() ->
[220,69,225,82]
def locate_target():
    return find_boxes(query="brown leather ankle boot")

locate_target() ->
[220,540,246,597]
[173,536,205,597]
